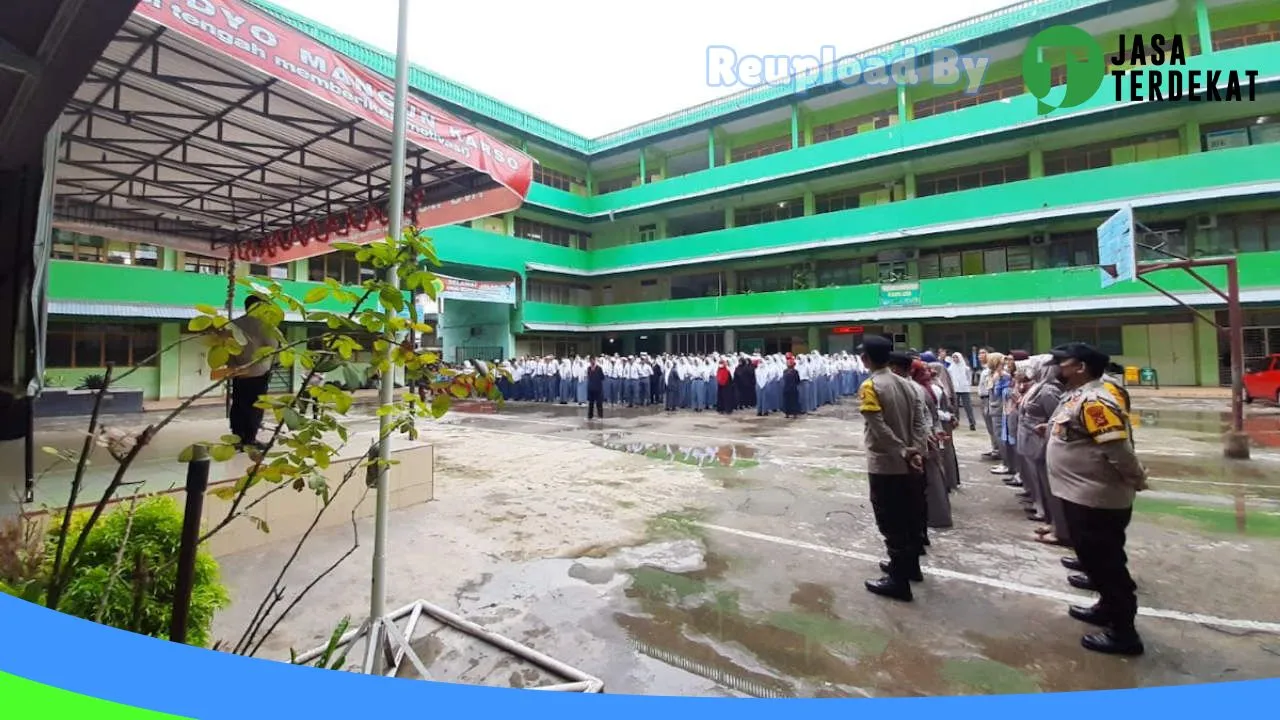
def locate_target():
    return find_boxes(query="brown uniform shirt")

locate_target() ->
[859,368,927,475]
[1046,379,1147,510]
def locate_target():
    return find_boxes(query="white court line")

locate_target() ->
[697,522,1280,635]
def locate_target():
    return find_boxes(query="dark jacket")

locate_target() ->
[586,366,604,394]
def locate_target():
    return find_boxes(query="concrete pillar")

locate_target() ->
[1193,317,1220,387]
[1033,316,1052,352]
[585,166,594,194]
[803,190,816,216]
[708,129,717,169]
[790,104,801,149]
[503,212,515,236]
[1195,0,1213,55]
[291,259,308,282]
[807,326,821,353]
[904,172,917,200]
[897,83,910,125]
[1029,148,1045,179]
[1184,120,1202,153]
[664,332,674,354]
[162,248,179,271]
[724,207,735,229]
[639,150,647,185]
[723,268,738,295]
[724,328,737,353]
[906,322,923,350]
[157,322,182,400]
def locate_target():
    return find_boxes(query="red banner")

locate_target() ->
[132,0,534,262]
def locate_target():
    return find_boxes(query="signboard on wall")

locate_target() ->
[432,274,517,305]
[878,282,921,308]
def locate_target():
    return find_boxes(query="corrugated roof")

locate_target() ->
[248,0,1109,154]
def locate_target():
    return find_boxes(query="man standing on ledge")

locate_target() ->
[228,295,280,453]
[1044,342,1148,656]
[859,336,928,602]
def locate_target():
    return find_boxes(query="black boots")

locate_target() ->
[1082,629,1145,656]
[865,576,913,602]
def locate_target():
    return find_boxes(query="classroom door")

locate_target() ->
[1146,323,1196,386]
[177,332,209,399]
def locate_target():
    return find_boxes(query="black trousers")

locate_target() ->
[869,473,924,581]
[230,373,271,445]
[586,391,603,419]
[1062,499,1138,632]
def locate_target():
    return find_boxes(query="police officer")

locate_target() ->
[859,336,929,602]
[1043,342,1148,656]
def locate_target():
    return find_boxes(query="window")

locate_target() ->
[811,110,896,144]
[1043,130,1181,176]
[815,260,862,287]
[814,185,890,214]
[671,331,724,355]
[670,272,724,300]
[738,266,793,294]
[637,224,658,243]
[1202,116,1280,152]
[45,322,159,368]
[916,158,1030,198]
[733,198,803,227]
[1211,22,1279,52]
[1194,212,1280,257]
[1029,232,1098,269]
[730,135,791,162]
[596,175,638,195]
[52,231,159,266]
[249,263,290,279]
[1051,319,1125,356]
[913,76,1029,119]
[526,280,590,306]
[184,254,227,275]
[513,218,591,248]
[532,165,583,192]
[307,251,376,285]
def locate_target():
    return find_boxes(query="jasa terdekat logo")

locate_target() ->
[1023,26,1259,116]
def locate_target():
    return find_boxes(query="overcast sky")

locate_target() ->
[270,0,1018,138]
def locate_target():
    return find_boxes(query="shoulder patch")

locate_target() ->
[858,379,882,414]
[1081,399,1128,443]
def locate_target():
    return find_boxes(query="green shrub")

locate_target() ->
[45,495,230,647]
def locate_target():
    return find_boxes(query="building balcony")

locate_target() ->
[520,251,1280,332]
[524,43,1280,219]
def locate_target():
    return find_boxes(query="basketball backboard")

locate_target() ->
[1098,205,1136,288]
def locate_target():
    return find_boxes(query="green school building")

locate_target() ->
[44,0,1280,399]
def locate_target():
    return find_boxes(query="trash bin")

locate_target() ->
[1124,366,1140,384]
[1139,367,1159,388]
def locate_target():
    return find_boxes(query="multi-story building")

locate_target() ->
[45,0,1280,399]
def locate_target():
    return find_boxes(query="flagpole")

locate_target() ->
[371,0,411,674]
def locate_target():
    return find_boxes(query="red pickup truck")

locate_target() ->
[1244,354,1280,405]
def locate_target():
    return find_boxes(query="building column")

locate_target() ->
[157,322,182,400]
[807,326,821,353]
[906,322,923,351]
[664,331,674,354]
[1029,148,1045,179]
[897,84,911,125]
[1195,0,1213,55]
[790,104,801,149]
[724,207,735,229]
[724,328,737,353]
[723,268,738,295]
[162,248,179,271]
[1033,316,1052,351]
[291,259,308,282]
[1193,317,1220,387]
[904,172,917,200]
[707,129,717,169]
[503,212,515,236]
[1183,120,1202,153]
[638,150,647,185]
[585,166,594,195]
[803,190,816,216]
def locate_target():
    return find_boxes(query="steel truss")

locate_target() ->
[292,599,606,692]
[53,15,493,257]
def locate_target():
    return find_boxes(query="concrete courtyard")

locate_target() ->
[10,392,1280,696]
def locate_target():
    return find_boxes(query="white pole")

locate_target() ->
[371,0,412,674]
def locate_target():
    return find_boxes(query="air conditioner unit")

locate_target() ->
[1030,233,1051,246]
[1196,214,1218,231]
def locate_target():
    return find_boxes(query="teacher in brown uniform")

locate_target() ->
[859,336,929,602]
[1044,342,1148,656]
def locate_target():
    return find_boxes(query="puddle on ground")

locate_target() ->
[593,435,761,468]
[1132,409,1280,448]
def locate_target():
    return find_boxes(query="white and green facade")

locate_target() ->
[45,0,1280,398]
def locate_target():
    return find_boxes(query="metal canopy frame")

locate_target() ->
[52,15,495,257]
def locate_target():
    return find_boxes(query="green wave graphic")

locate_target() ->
[0,671,192,719]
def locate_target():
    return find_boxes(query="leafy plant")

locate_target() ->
[44,495,229,648]
[76,373,108,391]
[291,615,352,669]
